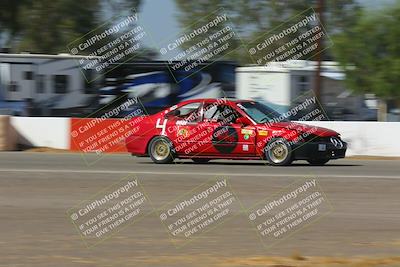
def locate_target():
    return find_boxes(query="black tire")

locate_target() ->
[265,138,293,166]
[148,136,175,164]
[192,158,210,164]
[307,159,330,166]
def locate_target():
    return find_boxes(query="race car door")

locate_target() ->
[199,103,256,156]
[162,101,205,155]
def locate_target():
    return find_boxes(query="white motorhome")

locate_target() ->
[236,60,376,120]
[0,53,100,116]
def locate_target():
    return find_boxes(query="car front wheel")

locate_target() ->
[148,136,175,164]
[265,138,293,166]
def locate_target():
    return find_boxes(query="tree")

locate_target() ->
[174,0,360,64]
[332,2,400,120]
[0,0,142,54]
[0,0,31,48]
[17,0,100,53]
[173,0,243,61]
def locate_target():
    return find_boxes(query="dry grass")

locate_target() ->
[24,147,71,153]
[217,255,400,267]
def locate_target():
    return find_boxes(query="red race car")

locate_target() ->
[126,98,347,166]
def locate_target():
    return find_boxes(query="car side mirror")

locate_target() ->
[236,117,251,126]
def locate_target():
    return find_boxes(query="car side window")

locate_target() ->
[166,102,202,122]
[203,104,219,121]
[203,104,239,124]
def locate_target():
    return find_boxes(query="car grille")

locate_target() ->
[300,134,333,143]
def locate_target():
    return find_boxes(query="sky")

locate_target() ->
[140,0,180,41]
[139,0,180,58]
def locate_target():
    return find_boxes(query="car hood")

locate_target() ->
[259,121,339,137]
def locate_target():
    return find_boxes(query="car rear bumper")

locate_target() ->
[292,140,347,160]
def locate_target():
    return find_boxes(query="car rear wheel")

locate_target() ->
[148,136,175,164]
[192,158,210,164]
[307,159,330,166]
[265,138,293,166]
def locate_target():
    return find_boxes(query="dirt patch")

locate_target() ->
[217,255,400,267]
[24,147,72,153]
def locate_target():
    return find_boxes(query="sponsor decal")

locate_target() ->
[259,130,269,136]
[243,144,249,151]
[212,126,238,154]
[176,120,188,126]
[241,129,254,135]
[244,134,250,140]
[177,128,189,138]
[272,130,284,135]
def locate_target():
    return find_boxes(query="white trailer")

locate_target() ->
[236,60,376,120]
[0,53,100,115]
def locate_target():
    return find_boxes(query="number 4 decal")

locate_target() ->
[156,118,167,135]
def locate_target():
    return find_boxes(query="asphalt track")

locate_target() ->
[0,152,400,267]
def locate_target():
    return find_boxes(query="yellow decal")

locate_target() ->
[177,128,189,137]
[241,129,253,135]
[258,130,269,136]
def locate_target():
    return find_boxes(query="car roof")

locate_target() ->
[178,98,252,105]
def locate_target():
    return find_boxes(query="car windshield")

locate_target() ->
[236,101,288,123]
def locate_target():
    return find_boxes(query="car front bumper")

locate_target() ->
[292,139,347,160]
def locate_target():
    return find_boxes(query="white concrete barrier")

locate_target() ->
[10,117,70,149]
[6,117,400,157]
[300,121,400,157]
